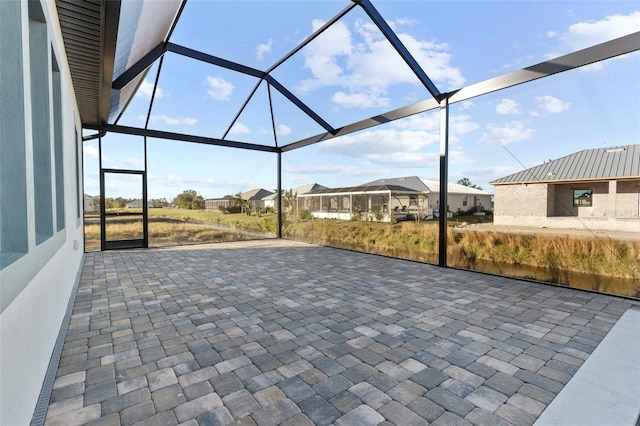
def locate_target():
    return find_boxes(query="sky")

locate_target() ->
[83,0,640,201]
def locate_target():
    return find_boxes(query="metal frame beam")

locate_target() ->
[266,2,358,74]
[112,42,167,90]
[282,31,640,153]
[438,98,449,267]
[166,43,336,135]
[86,124,279,153]
[353,0,441,100]
[448,31,640,104]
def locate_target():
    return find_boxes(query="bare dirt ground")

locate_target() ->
[462,223,640,241]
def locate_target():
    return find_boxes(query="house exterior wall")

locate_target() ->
[494,180,640,230]
[493,184,550,221]
[553,182,609,217]
[205,199,232,210]
[616,180,640,218]
[443,193,492,214]
[0,1,85,424]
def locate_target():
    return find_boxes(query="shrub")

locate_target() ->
[298,209,312,221]
[351,209,362,221]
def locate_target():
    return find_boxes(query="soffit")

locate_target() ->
[55,0,183,128]
[55,0,119,128]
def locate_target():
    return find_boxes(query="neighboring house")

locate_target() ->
[298,183,427,222]
[294,182,328,196]
[491,144,640,231]
[297,176,493,223]
[262,192,279,210]
[364,176,493,216]
[126,199,142,209]
[240,188,274,210]
[84,194,95,213]
[205,195,236,211]
[205,189,275,212]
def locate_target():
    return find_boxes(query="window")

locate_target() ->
[462,195,468,207]
[573,189,592,207]
[30,1,53,245]
[53,52,65,232]
[0,0,29,268]
[75,129,81,219]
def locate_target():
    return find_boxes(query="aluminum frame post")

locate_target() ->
[277,151,282,239]
[438,97,449,267]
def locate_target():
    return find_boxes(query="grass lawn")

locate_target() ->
[83,208,639,297]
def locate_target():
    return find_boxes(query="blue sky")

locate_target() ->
[83,1,640,201]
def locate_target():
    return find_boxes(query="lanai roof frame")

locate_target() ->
[56,0,640,262]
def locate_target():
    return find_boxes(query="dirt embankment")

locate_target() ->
[463,223,640,241]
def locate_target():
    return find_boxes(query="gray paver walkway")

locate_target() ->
[44,240,638,426]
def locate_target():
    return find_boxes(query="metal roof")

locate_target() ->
[364,177,493,195]
[302,184,421,196]
[490,144,640,185]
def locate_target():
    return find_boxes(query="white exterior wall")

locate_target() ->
[0,1,85,424]
[428,192,492,214]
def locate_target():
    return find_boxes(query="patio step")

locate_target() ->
[534,308,640,426]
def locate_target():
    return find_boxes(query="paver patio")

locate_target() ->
[43,240,638,426]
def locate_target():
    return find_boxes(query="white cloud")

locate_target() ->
[136,79,164,99]
[149,115,197,126]
[536,95,571,113]
[83,145,100,159]
[206,76,234,101]
[496,98,521,115]
[547,11,640,57]
[392,112,479,138]
[298,17,465,107]
[283,164,379,177]
[256,39,273,60]
[363,149,472,167]
[229,122,250,135]
[478,121,533,144]
[276,124,292,136]
[125,157,144,168]
[322,128,439,158]
[332,91,389,109]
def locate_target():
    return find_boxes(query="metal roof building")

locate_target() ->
[491,144,640,231]
[491,144,640,185]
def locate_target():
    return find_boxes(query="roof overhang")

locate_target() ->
[55,0,120,128]
[55,0,184,129]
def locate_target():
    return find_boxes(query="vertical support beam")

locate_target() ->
[142,137,149,248]
[438,98,449,267]
[277,151,282,238]
[99,137,105,251]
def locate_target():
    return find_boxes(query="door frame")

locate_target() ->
[100,168,148,250]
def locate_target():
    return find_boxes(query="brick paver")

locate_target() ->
[43,240,638,425]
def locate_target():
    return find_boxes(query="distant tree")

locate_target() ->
[172,190,205,209]
[149,198,169,208]
[233,192,254,215]
[104,197,129,209]
[457,178,482,190]
[283,189,297,215]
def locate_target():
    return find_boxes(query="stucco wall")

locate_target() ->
[0,1,85,424]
